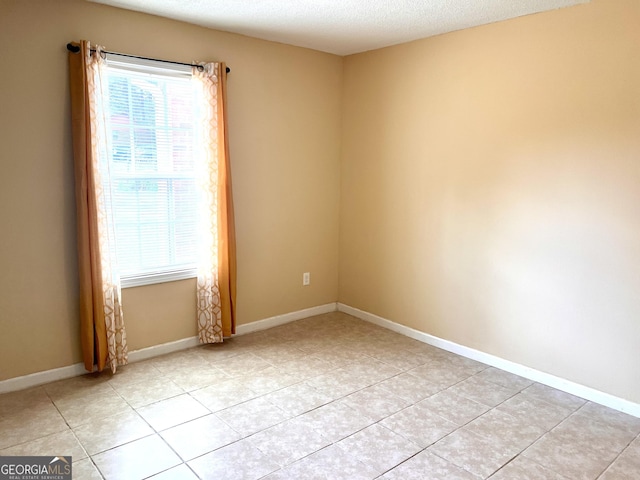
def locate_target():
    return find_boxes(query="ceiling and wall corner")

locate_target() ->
[89,0,590,55]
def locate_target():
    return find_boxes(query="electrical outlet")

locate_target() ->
[303,272,310,286]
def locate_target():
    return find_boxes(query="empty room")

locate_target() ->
[0,0,639,478]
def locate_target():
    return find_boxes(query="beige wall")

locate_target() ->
[0,0,342,380]
[340,0,640,403]
[1,0,638,406]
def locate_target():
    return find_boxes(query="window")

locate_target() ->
[102,56,200,287]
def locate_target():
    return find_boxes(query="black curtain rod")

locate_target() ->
[66,43,230,74]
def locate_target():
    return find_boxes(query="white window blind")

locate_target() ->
[103,57,199,287]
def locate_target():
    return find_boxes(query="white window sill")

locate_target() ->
[120,268,197,288]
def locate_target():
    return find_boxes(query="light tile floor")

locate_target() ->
[1,312,639,479]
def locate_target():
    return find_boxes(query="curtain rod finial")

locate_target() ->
[67,43,81,53]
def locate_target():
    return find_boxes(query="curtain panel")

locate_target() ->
[69,40,236,366]
[194,62,237,342]
[68,41,128,373]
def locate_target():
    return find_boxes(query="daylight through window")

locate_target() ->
[103,59,200,286]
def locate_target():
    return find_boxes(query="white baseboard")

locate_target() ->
[127,336,200,363]
[0,303,338,394]
[0,336,201,395]
[235,303,338,335]
[9,299,637,419]
[0,363,90,395]
[338,303,640,418]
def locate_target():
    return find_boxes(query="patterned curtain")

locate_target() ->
[193,62,237,343]
[68,41,128,373]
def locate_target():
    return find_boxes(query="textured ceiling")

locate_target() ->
[89,0,589,56]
